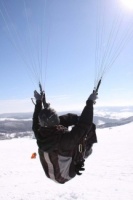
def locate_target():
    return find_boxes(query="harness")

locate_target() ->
[74,134,88,175]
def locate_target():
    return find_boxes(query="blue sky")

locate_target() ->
[0,0,133,113]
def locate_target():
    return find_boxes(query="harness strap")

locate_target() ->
[74,134,88,175]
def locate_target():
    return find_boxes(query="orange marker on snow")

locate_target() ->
[31,152,37,159]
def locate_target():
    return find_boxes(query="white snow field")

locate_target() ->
[0,122,133,200]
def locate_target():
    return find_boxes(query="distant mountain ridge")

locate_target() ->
[0,106,133,140]
[95,116,133,128]
[0,112,33,119]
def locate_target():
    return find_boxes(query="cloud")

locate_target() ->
[0,99,34,114]
[1,95,133,114]
[0,96,83,114]
[97,99,133,106]
[49,94,70,101]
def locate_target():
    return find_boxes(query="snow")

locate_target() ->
[0,118,31,121]
[95,111,133,119]
[97,119,105,125]
[0,123,133,200]
[95,107,133,119]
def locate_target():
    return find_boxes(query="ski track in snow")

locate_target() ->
[0,123,133,200]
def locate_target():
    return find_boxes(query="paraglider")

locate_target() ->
[0,0,133,183]
[32,88,98,183]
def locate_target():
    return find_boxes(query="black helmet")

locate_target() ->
[38,107,60,127]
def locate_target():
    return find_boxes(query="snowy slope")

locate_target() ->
[0,122,133,200]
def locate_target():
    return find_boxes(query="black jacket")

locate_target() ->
[32,99,97,183]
